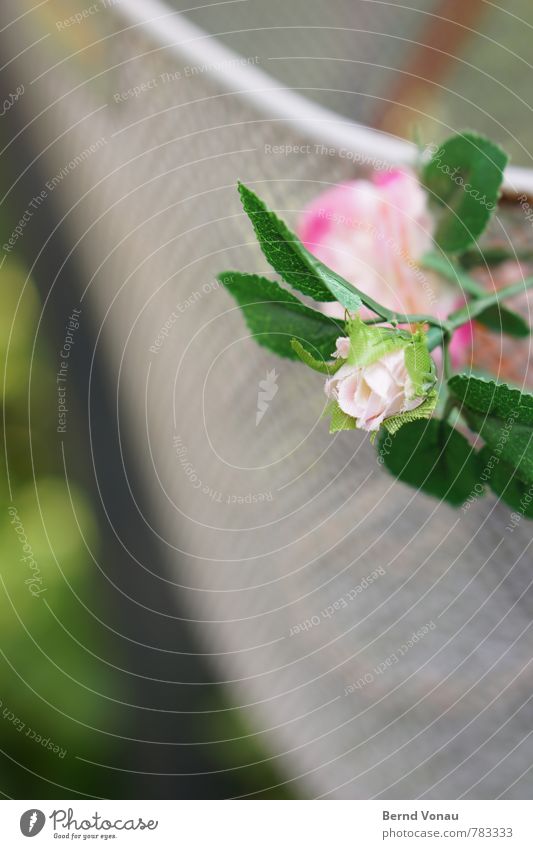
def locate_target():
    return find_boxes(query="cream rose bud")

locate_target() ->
[325,347,424,432]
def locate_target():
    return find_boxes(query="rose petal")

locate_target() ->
[363,359,400,397]
[337,373,365,417]
[333,337,351,359]
[299,169,470,369]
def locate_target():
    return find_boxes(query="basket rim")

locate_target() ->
[115,0,533,197]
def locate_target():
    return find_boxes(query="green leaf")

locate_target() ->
[422,132,508,253]
[310,270,363,312]
[329,401,356,433]
[461,414,533,487]
[420,252,530,338]
[346,315,410,367]
[459,247,533,270]
[478,447,533,517]
[448,374,533,425]
[404,329,437,396]
[219,271,343,360]
[473,303,530,338]
[448,374,533,485]
[238,182,362,310]
[420,251,483,298]
[381,390,438,435]
[378,419,482,505]
[290,338,342,375]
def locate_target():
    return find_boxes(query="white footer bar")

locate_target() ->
[1,799,532,847]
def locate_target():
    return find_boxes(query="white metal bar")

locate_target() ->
[116,0,533,196]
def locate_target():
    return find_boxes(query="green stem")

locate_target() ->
[365,304,447,329]
[427,275,533,351]
[441,395,457,423]
[449,276,533,326]
[442,334,452,379]
[341,273,446,329]
[459,247,533,270]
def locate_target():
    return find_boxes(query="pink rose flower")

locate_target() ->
[298,169,470,364]
[325,343,424,432]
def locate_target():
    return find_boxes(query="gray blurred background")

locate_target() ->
[0,0,532,800]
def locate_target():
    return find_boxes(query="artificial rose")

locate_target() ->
[298,168,470,364]
[325,342,425,432]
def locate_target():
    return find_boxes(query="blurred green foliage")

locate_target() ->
[0,249,117,797]
[0,165,292,799]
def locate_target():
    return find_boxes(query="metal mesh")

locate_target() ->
[175,0,533,166]
[4,0,533,799]
[173,0,442,127]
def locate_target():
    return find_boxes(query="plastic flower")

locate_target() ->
[326,318,437,434]
[326,348,423,431]
[298,169,470,365]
